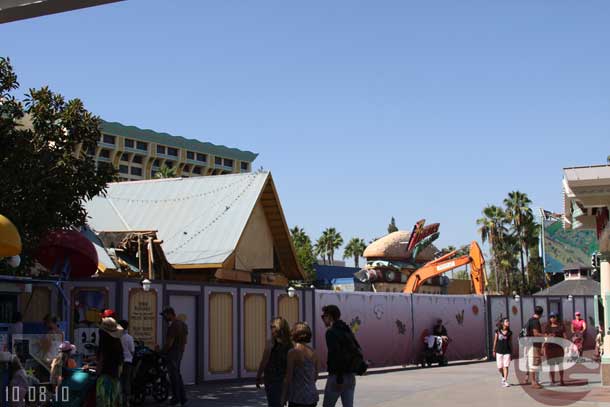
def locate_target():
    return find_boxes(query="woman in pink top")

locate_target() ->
[571,312,587,356]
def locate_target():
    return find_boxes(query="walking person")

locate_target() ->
[321,305,366,407]
[119,320,135,405]
[256,317,293,407]
[544,312,567,386]
[96,317,124,407]
[492,318,512,387]
[282,322,319,407]
[571,311,587,357]
[524,306,545,389]
[160,307,189,406]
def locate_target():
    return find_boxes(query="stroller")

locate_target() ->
[420,335,448,367]
[53,366,97,407]
[130,340,170,405]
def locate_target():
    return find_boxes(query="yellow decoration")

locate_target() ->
[0,215,22,257]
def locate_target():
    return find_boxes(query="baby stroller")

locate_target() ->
[421,335,448,367]
[53,366,97,407]
[130,341,170,405]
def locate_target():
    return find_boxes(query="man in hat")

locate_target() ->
[160,306,188,406]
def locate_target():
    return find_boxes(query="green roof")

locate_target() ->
[100,120,258,162]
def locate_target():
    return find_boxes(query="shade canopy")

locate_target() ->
[0,215,22,257]
[36,229,98,278]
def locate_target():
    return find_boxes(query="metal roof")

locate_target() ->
[100,121,258,163]
[85,172,269,267]
[563,165,610,186]
[534,279,600,296]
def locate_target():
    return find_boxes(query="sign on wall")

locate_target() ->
[128,288,158,348]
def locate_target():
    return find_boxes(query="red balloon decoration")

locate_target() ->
[36,229,98,279]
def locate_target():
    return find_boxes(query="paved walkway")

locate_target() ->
[146,361,610,406]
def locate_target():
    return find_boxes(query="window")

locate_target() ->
[136,141,148,151]
[165,161,174,168]
[156,145,166,154]
[132,155,143,164]
[224,159,233,168]
[119,165,129,174]
[187,151,195,160]
[99,149,111,159]
[215,156,222,165]
[102,134,116,144]
[241,162,249,171]
[120,153,129,162]
[125,139,134,148]
[183,165,191,172]
[196,153,207,162]
[153,159,160,167]
[131,167,142,176]
[167,147,179,157]
[193,166,202,175]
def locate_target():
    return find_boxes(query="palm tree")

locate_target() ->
[290,226,311,247]
[504,191,533,285]
[154,165,177,179]
[343,237,367,268]
[321,227,343,264]
[314,235,328,264]
[477,205,508,293]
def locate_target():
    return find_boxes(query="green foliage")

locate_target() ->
[343,237,367,268]
[154,165,177,179]
[387,217,398,234]
[454,269,469,280]
[316,227,343,265]
[0,57,116,273]
[290,226,316,281]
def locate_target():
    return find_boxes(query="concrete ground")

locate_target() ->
[146,361,610,407]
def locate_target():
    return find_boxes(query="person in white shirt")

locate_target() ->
[119,319,135,402]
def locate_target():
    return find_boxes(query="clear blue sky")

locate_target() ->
[3,1,610,265]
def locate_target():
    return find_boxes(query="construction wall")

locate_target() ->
[314,291,486,369]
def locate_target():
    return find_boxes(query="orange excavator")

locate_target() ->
[402,241,486,294]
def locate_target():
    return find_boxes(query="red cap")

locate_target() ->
[100,309,116,318]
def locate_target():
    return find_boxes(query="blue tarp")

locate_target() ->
[313,264,359,281]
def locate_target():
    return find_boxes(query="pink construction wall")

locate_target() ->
[314,291,487,369]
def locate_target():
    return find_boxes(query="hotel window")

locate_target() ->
[136,141,148,151]
[132,155,143,164]
[241,162,249,171]
[215,157,222,165]
[224,159,233,168]
[165,161,174,168]
[167,147,179,157]
[120,153,129,162]
[102,134,116,144]
[157,145,166,154]
[131,167,143,176]
[196,153,207,163]
[183,165,191,172]
[125,139,134,148]
[187,151,195,160]
[119,165,129,174]
[193,166,202,175]
[99,149,111,159]
[153,159,160,167]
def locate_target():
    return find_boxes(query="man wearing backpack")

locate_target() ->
[321,304,366,407]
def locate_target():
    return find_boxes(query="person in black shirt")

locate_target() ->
[492,318,512,387]
[432,319,449,355]
[524,306,544,389]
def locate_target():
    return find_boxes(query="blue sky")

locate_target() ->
[3,1,610,265]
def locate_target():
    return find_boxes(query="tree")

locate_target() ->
[314,235,329,264]
[0,57,116,274]
[322,228,343,264]
[290,226,316,281]
[477,205,508,294]
[504,191,533,286]
[343,237,367,268]
[155,165,177,179]
[387,217,398,234]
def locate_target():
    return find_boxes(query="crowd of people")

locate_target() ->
[256,305,367,407]
[492,305,605,389]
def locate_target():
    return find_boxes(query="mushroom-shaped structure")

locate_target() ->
[0,215,22,257]
[36,229,98,278]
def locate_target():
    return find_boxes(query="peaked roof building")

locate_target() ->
[85,171,303,284]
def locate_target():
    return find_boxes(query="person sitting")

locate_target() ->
[432,319,449,354]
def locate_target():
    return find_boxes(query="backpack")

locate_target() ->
[340,330,368,376]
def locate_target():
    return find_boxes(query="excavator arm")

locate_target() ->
[402,241,486,294]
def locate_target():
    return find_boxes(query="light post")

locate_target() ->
[141,279,152,292]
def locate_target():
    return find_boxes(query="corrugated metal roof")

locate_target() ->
[80,226,117,270]
[85,172,269,266]
[534,279,600,296]
[101,121,258,163]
